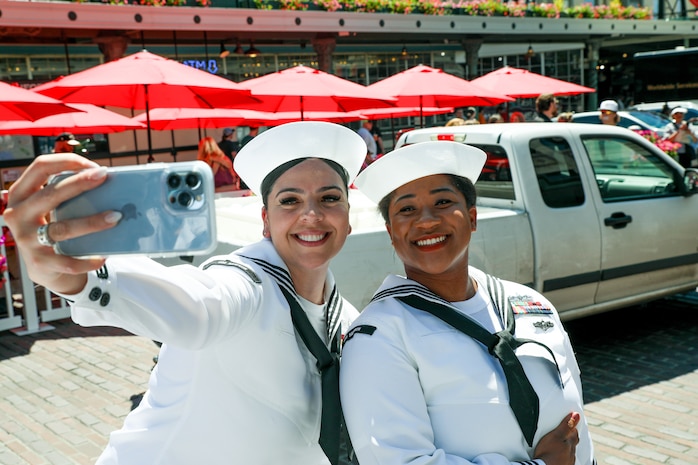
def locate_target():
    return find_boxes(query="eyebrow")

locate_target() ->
[274,185,344,198]
[393,186,455,203]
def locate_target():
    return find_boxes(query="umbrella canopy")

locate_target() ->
[355,106,454,120]
[367,64,514,110]
[33,50,255,109]
[239,65,396,119]
[135,107,364,131]
[470,66,596,99]
[0,103,145,135]
[0,81,79,121]
[32,50,257,155]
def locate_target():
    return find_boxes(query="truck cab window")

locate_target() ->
[529,137,585,208]
[472,143,515,200]
[581,136,678,202]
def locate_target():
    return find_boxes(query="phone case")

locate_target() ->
[51,161,217,257]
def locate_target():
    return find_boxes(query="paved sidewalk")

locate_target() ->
[0,295,697,465]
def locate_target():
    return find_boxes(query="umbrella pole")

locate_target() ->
[170,130,177,162]
[131,109,140,164]
[144,84,154,162]
[420,95,424,128]
[390,117,395,152]
[300,96,304,121]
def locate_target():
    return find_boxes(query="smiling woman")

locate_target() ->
[340,140,597,465]
[2,121,366,465]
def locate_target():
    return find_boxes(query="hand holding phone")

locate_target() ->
[50,161,217,257]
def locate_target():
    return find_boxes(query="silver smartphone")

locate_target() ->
[50,161,217,257]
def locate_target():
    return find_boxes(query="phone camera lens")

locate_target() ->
[167,174,181,188]
[185,173,200,188]
[177,191,193,207]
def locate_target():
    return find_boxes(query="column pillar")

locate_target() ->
[94,34,130,62]
[586,40,601,112]
[312,35,336,73]
[462,38,483,79]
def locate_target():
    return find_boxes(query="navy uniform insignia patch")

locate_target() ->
[532,320,555,331]
[343,325,377,344]
[509,296,553,315]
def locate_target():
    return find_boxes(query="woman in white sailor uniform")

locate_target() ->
[340,142,596,465]
[3,121,366,465]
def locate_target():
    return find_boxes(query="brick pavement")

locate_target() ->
[0,294,696,465]
[564,294,698,465]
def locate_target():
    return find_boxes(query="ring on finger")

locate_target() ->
[37,224,56,247]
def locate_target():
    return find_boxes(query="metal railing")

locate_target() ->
[0,216,71,335]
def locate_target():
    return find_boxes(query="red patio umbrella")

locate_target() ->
[0,81,79,121]
[134,107,363,131]
[239,65,396,119]
[32,50,256,155]
[0,103,145,135]
[366,65,513,126]
[470,66,596,99]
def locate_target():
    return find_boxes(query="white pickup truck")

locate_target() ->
[200,123,698,320]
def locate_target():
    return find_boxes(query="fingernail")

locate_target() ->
[87,167,108,180]
[104,211,122,224]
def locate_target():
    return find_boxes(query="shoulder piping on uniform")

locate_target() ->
[202,259,262,284]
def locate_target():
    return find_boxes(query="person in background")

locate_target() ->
[239,126,259,149]
[341,141,596,465]
[218,127,240,163]
[465,106,478,123]
[445,117,466,127]
[664,107,698,168]
[598,100,620,126]
[557,112,574,122]
[53,132,81,154]
[370,121,385,159]
[532,93,559,122]
[488,113,504,123]
[197,136,239,191]
[510,111,526,122]
[3,121,366,465]
[357,120,377,169]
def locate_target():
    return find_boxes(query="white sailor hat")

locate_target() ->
[354,141,487,204]
[671,107,688,115]
[598,100,619,112]
[234,121,366,197]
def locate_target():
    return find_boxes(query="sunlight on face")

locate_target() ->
[386,174,476,280]
[262,159,351,275]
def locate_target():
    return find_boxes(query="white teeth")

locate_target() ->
[416,236,446,246]
[297,234,325,242]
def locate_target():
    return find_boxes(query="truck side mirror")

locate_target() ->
[682,168,698,196]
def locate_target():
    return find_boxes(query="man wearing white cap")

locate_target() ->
[340,141,596,465]
[664,107,697,168]
[598,100,620,125]
[3,121,367,465]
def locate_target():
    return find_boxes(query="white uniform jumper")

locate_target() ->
[66,239,357,465]
[340,267,595,465]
